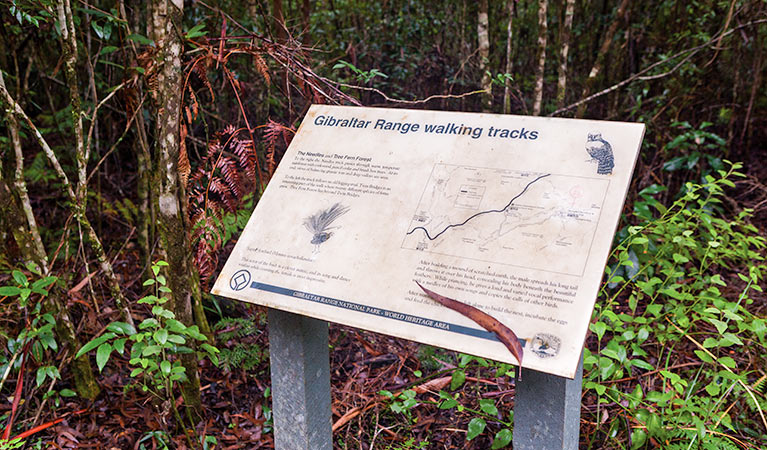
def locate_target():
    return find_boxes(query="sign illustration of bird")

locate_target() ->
[585,133,615,175]
[303,202,350,252]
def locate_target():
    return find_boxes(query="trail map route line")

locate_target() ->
[407,173,552,241]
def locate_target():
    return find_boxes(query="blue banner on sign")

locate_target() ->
[249,280,527,347]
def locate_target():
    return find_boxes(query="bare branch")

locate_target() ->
[550,18,767,117]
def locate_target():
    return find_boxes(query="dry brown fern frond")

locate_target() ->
[190,56,215,101]
[187,126,260,287]
[179,123,191,189]
[253,53,271,87]
[262,120,294,178]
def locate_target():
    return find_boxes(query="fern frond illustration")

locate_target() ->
[303,203,350,251]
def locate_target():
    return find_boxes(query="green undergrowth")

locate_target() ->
[586,160,767,448]
[374,161,766,449]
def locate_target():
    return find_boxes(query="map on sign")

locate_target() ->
[402,164,610,276]
[212,105,645,378]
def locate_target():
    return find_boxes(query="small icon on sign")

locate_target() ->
[531,333,561,358]
[229,270,251,291]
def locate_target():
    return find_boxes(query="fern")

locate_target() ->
[214,317,262,341]
[262,120,294,177]
[214,317,264,371]
[218,345,262,372]
[187,126,259,286]
[744,376,767,416]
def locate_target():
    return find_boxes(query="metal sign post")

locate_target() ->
[268,308,333,450]
[513,354,584,449]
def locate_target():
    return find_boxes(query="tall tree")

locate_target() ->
[149,0,206,418]
[53,0,133,325]
[533,0,548,115]
[478,0,492,112]
[503,0,516,114]
[556,0,575,109]
[576,0,630,117]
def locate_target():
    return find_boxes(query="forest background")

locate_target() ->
[0,0,766,448]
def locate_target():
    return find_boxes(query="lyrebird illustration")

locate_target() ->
[303,203,350,252]
[585,133,615,175]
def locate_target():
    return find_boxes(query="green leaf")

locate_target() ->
[160,360,171,375]
[479,398,498,416]
[185,23,208,39]
[154,328,168,345]
[100,46,118,55]
[0,286,22,296]
[630,429,647,450]
[200,343,219,355]
[185,325,205,340]
[127,33,153,45]
[645,304,662,317]
[96,343,113,372]
[379,390,393,399]
[694,350,714,363]
[152,306,175,320]
[466,417,486,440]
[672,253,689,264]
[594,383,606,395]
[75,332,117,358]
[705,381,720,396]
[12,270,28,286]
[631,359,654,370]
[166,334,186,345]
[590,321,607,340]
[113,338,127,355]
[60,388,77,397]
[106,321,136,335]
[142,345,162,357]
[438,391,458,409]
[491,428,512,449]
[646,413,663,437]
[599,358,616,379]
[706,318,728,334]
[139,318,159,329]
[450,369,466,390]
[36,367,47,387]
[718,357,736,369]
[32,277,57,291]
[719,332,743,346]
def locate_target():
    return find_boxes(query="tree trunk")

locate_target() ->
[576,0,630,118]
[57,0,87,203]
[532,0,548,115]
[478,0,492,112]
[503,0,515,114]
[556,0,575,110]
[54,0,132,325]
[150,0,207,420]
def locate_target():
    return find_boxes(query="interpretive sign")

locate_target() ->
[212,105,644,378]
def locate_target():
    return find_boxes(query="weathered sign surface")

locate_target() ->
[212,105,644,378]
